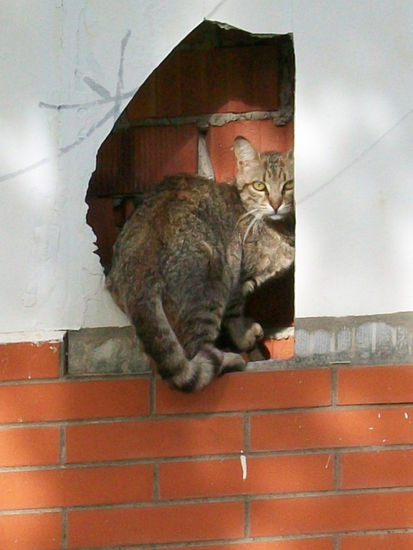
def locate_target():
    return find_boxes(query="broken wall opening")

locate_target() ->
[84,21,295,370]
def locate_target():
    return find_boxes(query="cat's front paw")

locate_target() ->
[226,317,264,351]
[242,279,256,296]
[220,352,246,374]
[242,320,264,350]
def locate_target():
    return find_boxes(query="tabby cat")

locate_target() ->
[107,137,294,391]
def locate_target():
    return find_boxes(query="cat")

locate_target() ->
[106,136,294,391]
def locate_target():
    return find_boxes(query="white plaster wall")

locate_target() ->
[294,0,413,317]
[0,0,412,339]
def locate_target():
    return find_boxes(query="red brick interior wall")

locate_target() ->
[87,47,294,265]
[1,341,412,549]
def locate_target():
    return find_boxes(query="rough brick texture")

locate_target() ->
[1,341,412,549]
[127,45,280,120]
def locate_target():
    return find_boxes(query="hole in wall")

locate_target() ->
[86,20,295,364]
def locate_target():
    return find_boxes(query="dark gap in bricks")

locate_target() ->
[244,415,251,453]
[59,426,66,465]
[331,367,338,406]
[153,463,160,501]
[62,508,68,549]
[244,498,250,538]
[334,452,341,491]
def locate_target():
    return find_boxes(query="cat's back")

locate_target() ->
[119,174,241,242]
[107,174,243,304]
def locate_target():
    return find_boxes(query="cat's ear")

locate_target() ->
[233,137,260,166]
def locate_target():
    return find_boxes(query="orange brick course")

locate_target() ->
[156,368,331,414]
[0,341,412,549]
[340,533,413,550]
[0,513,61,550]
[0,342,60,381]
[250,492,413,536]
[167,541,334,550]
[337,364,413,404]
[0,427,60,467]
[0,378,149,422]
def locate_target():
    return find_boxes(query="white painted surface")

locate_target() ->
[294,0,413,317]
[0,0,412,340]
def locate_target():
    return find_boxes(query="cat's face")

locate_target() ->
[233,137,294,221]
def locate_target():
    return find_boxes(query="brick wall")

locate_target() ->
[1,341,412,549]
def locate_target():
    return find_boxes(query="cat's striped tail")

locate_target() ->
[131,290,245,392]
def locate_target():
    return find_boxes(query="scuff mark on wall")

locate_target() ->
[0,29,135,186]
[113,29,131,122]
[240,450,247,480]
[23,225,61,309]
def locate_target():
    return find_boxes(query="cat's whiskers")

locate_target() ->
[242,211,265,244]
[236,208,262,227]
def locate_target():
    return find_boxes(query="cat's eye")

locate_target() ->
[252,181,266,192]
[283,180,294,191]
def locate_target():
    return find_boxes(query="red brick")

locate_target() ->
[133,125,197,191]
[340,533,413,550]
[337,365,413,405]
[66,416,243,463]
[159,454,334,499]
[340,448,413,489]
[92,129,136,196]
[250,491,413,536]
[88,132,121,195]
[200,46,280,116]
[177,49,208,116]
[0,464,152,510]
[127,45,280,120]
[155,51,185,117]
[86,197,119,268]
[156,369,330,415]
[67,501,244,547]
[250,407,413,451]
[0,379,149,423]
[264,337,295,360]
[127,70,157,120]
[0,342,60,381]
[0,512,61,550]
[208,120,294,181]
[167,540,334,550]
[0,427,59,467]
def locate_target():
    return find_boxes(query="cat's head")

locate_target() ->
[233,136,294,222]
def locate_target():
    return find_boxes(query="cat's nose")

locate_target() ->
[271,200,282,212]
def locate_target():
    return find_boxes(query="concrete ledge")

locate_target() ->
[291,312,413,366]
[67,326,150,375]
[67,312,413,375]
